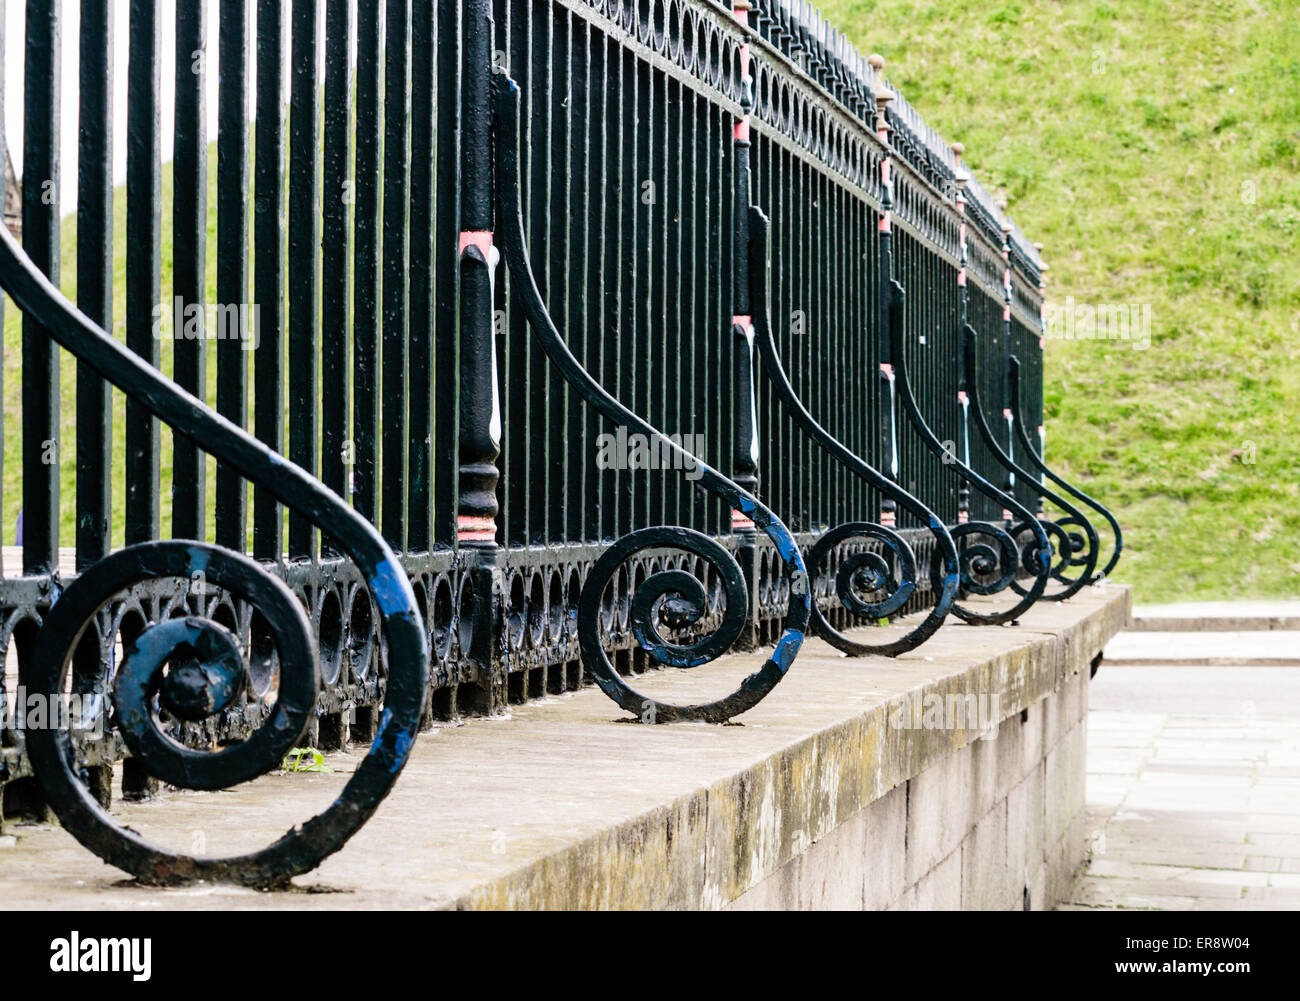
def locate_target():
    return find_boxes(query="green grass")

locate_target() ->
[821,0,1300,601]
[6,0,1299,602]
[3,149,235,555]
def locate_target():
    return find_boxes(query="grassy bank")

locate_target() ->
[822,0,1300,600]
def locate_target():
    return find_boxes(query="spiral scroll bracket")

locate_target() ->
[962,323,1099,600]
[888,280,1049,625]
[0,223,428,887]
[494,75,808,723]
[747,208,959,657]
[1009,356,1123,582]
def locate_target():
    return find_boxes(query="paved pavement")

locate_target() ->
[1103,630,1300,665]
[1062,655,1300,910]
[1130,600,1300,632]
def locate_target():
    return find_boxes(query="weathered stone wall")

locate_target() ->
[728,666,1090,909]
[452,587,1129,910]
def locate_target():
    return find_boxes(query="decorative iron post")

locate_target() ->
[730,0,761,650]
[1034,240,1048,520]
[458,0,506,712]
[951,141,972,526]
[997,197,1017,517]
[869,53,898,529]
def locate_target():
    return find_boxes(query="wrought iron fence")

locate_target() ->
[0,0,1120,885]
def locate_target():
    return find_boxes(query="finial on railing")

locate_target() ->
[868,53,893,108]
[951,140,970,185]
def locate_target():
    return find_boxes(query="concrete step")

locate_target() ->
[1104,630,1300,667]
[1131,601,1300,632]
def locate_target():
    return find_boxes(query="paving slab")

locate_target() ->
[1131,601,1300,632]
[1103,631,1300,666]
[1064,661,1300,911]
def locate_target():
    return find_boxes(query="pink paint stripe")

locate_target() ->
[457,515,496,542]
[733,314,752,329]
[459,230,492,255]
[879,362,894,375]
[734,118,751,142]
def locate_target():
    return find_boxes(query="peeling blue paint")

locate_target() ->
[770,629,804,674]
[186,546,210,577]
[368,560,411,616]
[767,523,799,562]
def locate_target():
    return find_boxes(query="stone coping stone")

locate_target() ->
[0,585,1130,910]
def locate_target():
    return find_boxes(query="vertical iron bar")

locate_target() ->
[21,0,60,574]
[353,0,382,528]
[76,0,113,569]
[287,0,320,560]
[433,0,461,549]
[321,0,353,554]
[172,0,207,540]
[253,0,285,561]
[382,0,411,550]
[564,13,588,543]
[216,0,250,553]
[407,0,436,553]
[124,0,161,548]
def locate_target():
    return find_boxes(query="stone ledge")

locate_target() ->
[0,585,1130,910]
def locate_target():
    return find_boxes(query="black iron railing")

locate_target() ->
[0,0,1120,885]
